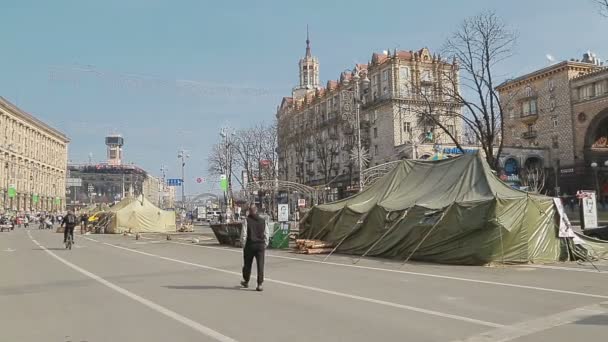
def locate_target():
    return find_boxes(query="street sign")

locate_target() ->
[196,177,205,184]
[66,178,82,187]
[298,199,306,207]
[278,204,289,222]
[167,178,183,186]
[220,175,227,191]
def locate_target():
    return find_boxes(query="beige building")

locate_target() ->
[496,52,604,194]
[277,33,462,199]
[571,67,608,193]
[0,96,69,212]
[143,175,176,209]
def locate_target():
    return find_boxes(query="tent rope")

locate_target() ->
[401,206,450,266]
[353,210,408,265]
[323,211,372,262]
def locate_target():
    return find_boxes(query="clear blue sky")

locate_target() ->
[1,0,606,194]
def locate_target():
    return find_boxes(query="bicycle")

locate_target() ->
[65,229,74,250]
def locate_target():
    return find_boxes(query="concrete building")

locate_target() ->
[496,52,604,194]
[0,97,69,212]
[277,33,463,199]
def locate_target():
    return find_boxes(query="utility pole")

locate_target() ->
[160,164,167,209]
[177,150,189,210]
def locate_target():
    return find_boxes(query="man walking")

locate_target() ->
[80,212,89,234]
[240,204,269,291]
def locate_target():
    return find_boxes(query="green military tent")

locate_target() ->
[102,195,176,234]
[300,154,608,265]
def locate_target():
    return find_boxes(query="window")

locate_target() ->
[553,117,558,128]
[382,70,389,81]
[552,136,559,148]
[421,70,432,82]
[447,125,455,137]
[579,85,593,99]
[508,107,514,119]
[372,110,377,122]
[548,78,555,91]
[399,67,410,97]
[403,122,412,134]
[525,86,533,97]
[374,145,379,155]
[595,82,606,96]
[421,86,432,97]
[373,75,380,97]
[522,98,537,116]
[374,127,378,138]
[549,99,556,112]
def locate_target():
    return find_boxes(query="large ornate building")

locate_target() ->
[496,52,606,194]
[0,96,69,212]
[276,33,462,199]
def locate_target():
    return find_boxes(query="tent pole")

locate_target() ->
[353,210,406,265]
[400,209,448,266]
[323,211,370,262]
[496,194,505,266]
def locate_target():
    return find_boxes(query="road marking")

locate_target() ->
[3,248,16,252]
[453,301,608,342]
[86,237,503,328]
[522,264,608,274]
[135,237,608,300]
[27,232,238,342]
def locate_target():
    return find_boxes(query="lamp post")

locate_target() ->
[160,164,167,209]
[177,150,189,211]
[220,128,235,219]
[350,71,370,192]
[591,162,599,197]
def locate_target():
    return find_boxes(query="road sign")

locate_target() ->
[167,178,183,186]
[66,178,82,187]
[196,177,205,184]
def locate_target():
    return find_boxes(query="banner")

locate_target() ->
[553,198,574,237]
[8,185,16,198]
[278,204,289,222]
[32,194,39,204]
[220,175,228,191]
[577,190,598,229]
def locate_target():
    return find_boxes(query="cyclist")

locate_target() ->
[61,210,78,245]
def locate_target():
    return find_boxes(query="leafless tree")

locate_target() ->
[594,0,608,16]
[207,142,235,191]
[520,166,546,194]
[314,132,340,185]
[411,11,516,169]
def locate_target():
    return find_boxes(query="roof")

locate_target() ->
[496,61,601,91]
[0,96,70,143]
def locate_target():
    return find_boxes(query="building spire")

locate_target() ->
[305,25,311,58]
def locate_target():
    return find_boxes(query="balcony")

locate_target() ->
[329,133,338,140]
[520,111,538,124]
[522,130,538,140]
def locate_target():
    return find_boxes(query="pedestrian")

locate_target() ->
[240,204,269,292]
[80,212,89,234]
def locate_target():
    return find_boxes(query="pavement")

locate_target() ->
[1,228,608,342]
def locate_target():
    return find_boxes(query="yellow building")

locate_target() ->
[0,97,69,212]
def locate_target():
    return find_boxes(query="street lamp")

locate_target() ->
[350,70,370,192]
[177,150,189,211]
[219,128,235,219]
[591,162,600,197]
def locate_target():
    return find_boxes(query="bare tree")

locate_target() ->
[314,132,340,185]
[207,142,235,191]
[594,0,608,16]
[412,11,516,169]
[520,166,546,194]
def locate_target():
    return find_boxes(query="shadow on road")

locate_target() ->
[164,285,242,291]
[576,314,608,326]
[32,247,69,251]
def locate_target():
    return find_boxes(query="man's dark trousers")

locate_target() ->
[64,226,75,243]
[242,242,265,285]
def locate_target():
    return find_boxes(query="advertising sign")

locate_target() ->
[553,198,574,237]
[278,204,289,222]
[220,174,227,191]
[298,199,306,207]
[577,190,598,229]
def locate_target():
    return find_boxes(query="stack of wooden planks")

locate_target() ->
[295,239,334,254]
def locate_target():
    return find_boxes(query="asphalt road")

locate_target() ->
[1,228,607,342]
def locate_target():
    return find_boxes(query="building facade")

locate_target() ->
[0,97,69,212]
[496,52,605,194]
[571,67,608,194]
[277,34,462,199]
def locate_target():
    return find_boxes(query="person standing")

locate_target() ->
[80,212,89,234]
[240,204,269,291]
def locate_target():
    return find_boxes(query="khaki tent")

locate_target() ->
[300,154,608,265]
[103,196,176,234]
